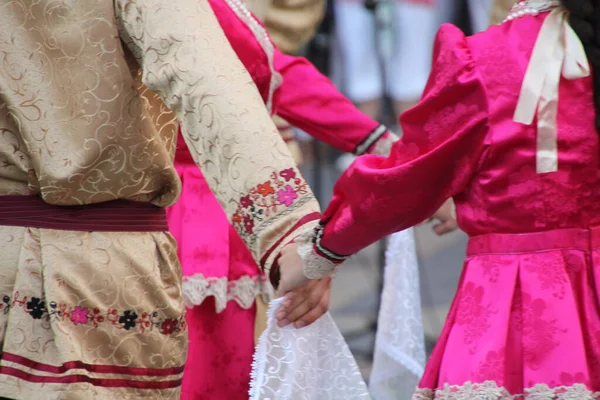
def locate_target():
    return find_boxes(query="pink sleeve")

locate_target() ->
[273,49,393,156]
[314,25,490,263]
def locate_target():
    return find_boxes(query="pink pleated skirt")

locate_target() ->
[414,227,600,399]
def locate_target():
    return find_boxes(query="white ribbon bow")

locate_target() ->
[514,7,590,173]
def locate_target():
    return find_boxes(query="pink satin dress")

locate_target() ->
[315,15,600,399]
[166,0,395,397]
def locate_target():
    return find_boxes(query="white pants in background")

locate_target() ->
[437,0,494,33]
[333,0,437,102]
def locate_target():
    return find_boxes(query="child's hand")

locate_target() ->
[277,242,310,294]
[430,198,457,235]
[276,277,332,328]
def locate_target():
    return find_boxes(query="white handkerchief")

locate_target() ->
[249,298,371,400]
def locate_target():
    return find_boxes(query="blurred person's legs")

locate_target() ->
[387,1,437,117]
[467,0,493,33]
[435,0,456,26]
[334,0,383,120]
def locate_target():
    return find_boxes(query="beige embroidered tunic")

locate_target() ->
[0,1,319,398]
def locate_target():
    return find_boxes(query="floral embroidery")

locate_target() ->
[511,292,562,371]
[279,168,296,182]
[523,254,567,299]
[1,295,10,315]
[6,292,185,336]
[160,318,179,335]
[240,195,253,208]
[475,348,505,383]
[557,372,590,388]
[243,215,255,234]
[477,255,503,283]
[257,182,275,196]
[232,168,309,235]
[276,186,298,207]
[26,297,46,320]
[71,306,89,325]
[455,282,495,353]
[119,310,138,330]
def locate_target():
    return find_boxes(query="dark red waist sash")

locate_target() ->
[0,196,168,232]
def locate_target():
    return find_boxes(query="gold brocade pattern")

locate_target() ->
[0,0,319,270]
[117,0,320,269]
[0,0,320,397]
[0,226,185,399]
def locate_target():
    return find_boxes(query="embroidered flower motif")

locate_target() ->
[524,255,567,299]
[71,306,89,326]
[515,293,562,370]
[559,372,589,388]
[119,310,138,330]
[257,182,275,196]
[455,282,494,352]
[277,185,298,207]
[243,215,255,234]
[26,297,46,320]
[1,295,10,315]
[280,168,296,182]
[7,293,184,335]
[475,348,505,383]
[240,195,253,209]
[161,318,178,335]
[232,167,308,242]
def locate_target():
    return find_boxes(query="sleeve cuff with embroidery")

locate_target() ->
[296,223,350,280]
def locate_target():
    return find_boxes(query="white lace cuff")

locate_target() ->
[296,225,349,280]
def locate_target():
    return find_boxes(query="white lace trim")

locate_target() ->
[412,381,600,399]
[295,227,345,280]
[371,131,400,157]
[182,273,272,313]
[224,0,282,113]
[298,241,340,280]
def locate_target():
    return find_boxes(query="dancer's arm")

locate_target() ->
[274,50,399,156]
[115,0,320,276]
[280,24,490,290]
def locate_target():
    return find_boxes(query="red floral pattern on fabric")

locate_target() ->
[475,348,505,383]
[182,299,255,400]
[6,292,186,336]
[524,254,568,299]
[233,167,309,235]
[455,282,495,353]
[519,293,562,371]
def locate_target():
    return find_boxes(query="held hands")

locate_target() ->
[276,276,332,328]
[276,242,331,328]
